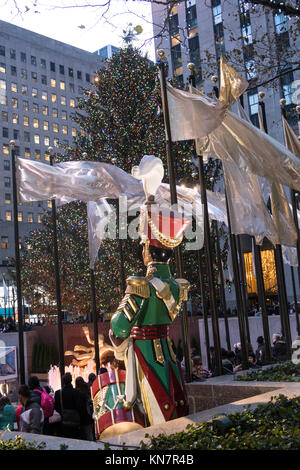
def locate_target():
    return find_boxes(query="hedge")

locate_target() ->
[140,395,300,450]
[236,361,300,382]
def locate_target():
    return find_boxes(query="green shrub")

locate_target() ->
[140,395,300,450]
[0,435,46,450]
[236,361,300,382]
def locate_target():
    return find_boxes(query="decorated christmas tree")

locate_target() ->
[20,46,223,319]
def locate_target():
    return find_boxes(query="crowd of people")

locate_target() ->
[0,372,102,441]
[188,332,289,379]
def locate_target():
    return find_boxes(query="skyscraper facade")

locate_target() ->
[0,20,104,277]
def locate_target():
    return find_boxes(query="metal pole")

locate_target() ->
[197,245,211,370]
[290,265,300,336]
[213,220,231,351]
[158,50,192,382]
[116,200,126,293]
[211,80,248,368]
[253,239,272,362]
[90,269,100,375]
[259,101,291,356]
[281,104,300,290]
[187,64,222,376]
[49,148,65,381]
[237,235,251,344]
[10,140,25,384]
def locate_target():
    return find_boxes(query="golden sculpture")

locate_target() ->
[64,326,115,368]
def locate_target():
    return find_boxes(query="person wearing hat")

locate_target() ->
[109,156,191,428]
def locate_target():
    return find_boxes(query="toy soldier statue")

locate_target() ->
[109,156,191,428]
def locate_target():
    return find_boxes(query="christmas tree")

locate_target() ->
[21,46,223,320]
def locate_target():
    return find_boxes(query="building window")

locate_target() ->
[53,122,59,133]
[1,237,8,249]
[2,127,9,138]
[274,12,289,35]
[21,85,28,95]
[86,73,90,82]
[11,65,17,76]
[33,118,39,128]
[25,148,30,158]
[0,46,5,56]
[34,134,40,144]
[27,212,34,223]
[11,97,17,108]
[23,116,29,126]
[43,120,49,131]
[3,144,9,154]
[281,70,294,105]
[41,75,47,85]
[0,63,5,73]
[77,70,82,80]
[35,149,41,159]
[42,91,48,101]
[0,78,6,91]
[171,44,182,73]
[40,58,46,69]
[21,68,27,79]
[4,160,10,170]
[50,61,55,72]
[23,100,29,111]
[18,212,23,222]
[5,193,11,204]
[32,103,39,113]
[11,82,18,93]
[52,108,58,118]
[60,95,66,105]
[44,136,50,146]
[38,214,43,223]
[5,210,12,221]
[31,55,37,66]
[24,131,30,142]
[59,64,65,75]
[32,88,38,98]
[43,105,48,115]
[45,152,50,162]
[186,0,197,29]
[245,59,257,80]
[212,2,222,25]
[61,110,67,120]
[51,93,57,103]
[20,52,26,63]
[62,125,68,135]
[71,127,77,137]
[2,111,8,121]
[13,129,19,140]
[51,78,56,88]
[68,67,74,77]
[53,138,59,147]
[12,113,19,124]
[69,83,74,93]
[10,49,16,59]
[248,89,259,127]
[60,80,65,90]
[31,71,37,82]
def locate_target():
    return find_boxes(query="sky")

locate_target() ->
[0,0,155,59]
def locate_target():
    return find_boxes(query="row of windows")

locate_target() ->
[1,211,43,223]
[0,91,76,108]
[0,46,92,81]
[2,121,75,135]
[1,138,71,156]
[0,65,87,92]
[0,80,77,105]
[2,107,69,120]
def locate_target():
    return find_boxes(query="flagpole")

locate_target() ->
[90,268,100,375]
[196,249,212,370]
[187,64,223,376]
[213,220,231,351]
[9,139,25,384]
[49,147,65,382]
[157,50,193,382]
[281,101,300,335]
[258,100,292,356]
[210,79,248,368]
